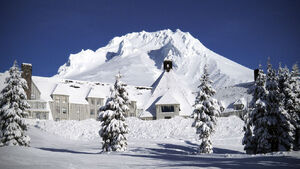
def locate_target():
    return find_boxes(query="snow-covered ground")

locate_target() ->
[1,116,299,169]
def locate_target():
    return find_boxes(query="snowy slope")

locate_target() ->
[56,29,253,89]
[1,116,299,169]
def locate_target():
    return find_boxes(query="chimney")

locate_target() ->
[254,69,259,82]
[163,60,172,72]
[21,63,32,100]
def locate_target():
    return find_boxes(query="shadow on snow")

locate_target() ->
[126,141,300,169]
[37,147,101,155]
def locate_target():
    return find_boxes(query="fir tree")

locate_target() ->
[0,61,30,146]
[245,64,268,154]
[277,64,294,151]
[288,63,300,150]
[192,65,220,154]
[98,72,130,152]
[256,61,294,153]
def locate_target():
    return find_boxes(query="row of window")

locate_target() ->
[90,99,102,106]
[161,105,175,112]
[54,97,102,106]
[29,102,46,109]
[55,106,67,114]
[55,97,68,103]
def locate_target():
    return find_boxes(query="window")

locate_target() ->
[31,93,36,100]
[164,116,172,119]
[55,97,60,103]
[90,109,95,115]
[62,108,67,114]
[97,99,101,106]
[62,97,66,103]
[161,105,174,112]
[36,112,41,119]
[55,106,60,113]
[91,99,95,105]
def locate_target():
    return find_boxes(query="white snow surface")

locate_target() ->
[56,29,253,89]
[1,116,299,169]
[27,116,245,143]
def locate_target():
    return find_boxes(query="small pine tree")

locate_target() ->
[0,61,30,146]
[192,65,220,154]
[98,72,130,152]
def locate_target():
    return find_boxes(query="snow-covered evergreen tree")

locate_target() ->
[98,72,130,152]
[287,63,300,150]
[244,64,268,154]
[192,65,220,154]
[0,61,30,146]
[256,61,294,153]
[277,64,295,151]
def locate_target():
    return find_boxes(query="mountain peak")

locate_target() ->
[56,29,253,89]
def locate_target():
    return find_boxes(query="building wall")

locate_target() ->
[87,97,104,119]
[69,103,89,120]
[140,116,155,120]
[155,104,180,119]
[30,82,41,100]
[50,94,69,121]
[27,100,49,119]
[48,94,138,121]
[233,104,244,110]
[126,101,137,117]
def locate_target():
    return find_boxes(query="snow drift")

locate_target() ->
[27,116,244,142]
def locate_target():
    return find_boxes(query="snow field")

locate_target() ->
[28,116,244,144]
[1,116,299,169]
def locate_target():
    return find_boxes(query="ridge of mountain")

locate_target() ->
[56,29,253,89]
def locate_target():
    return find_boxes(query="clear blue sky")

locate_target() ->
[0,0,299,77]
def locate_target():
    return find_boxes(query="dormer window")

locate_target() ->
[163,60,172,72]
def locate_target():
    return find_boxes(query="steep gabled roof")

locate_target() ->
[155,90,179,105]
[233,97,246,106]
[142,70,193,117]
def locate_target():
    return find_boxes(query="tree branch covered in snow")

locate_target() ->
[98,72,130,152]
[244,60,299,154]
[0,61,30,146]
[192,65,220,154]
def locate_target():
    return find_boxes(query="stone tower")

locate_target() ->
[21,63,32,100]
[254,69,259,82]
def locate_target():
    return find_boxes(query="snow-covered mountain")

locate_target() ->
[56,29,253,89]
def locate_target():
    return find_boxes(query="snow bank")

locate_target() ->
[27,116,244,142]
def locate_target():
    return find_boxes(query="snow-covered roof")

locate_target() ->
[233,98,247,106]
[143,70,194,117]
[0,72,8,91]
[52,83,90,104]
[22,63,32,66]
[32,76,60,102]
[155,91,179,105]
[86,85,110,98]
[140,111,153,118]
